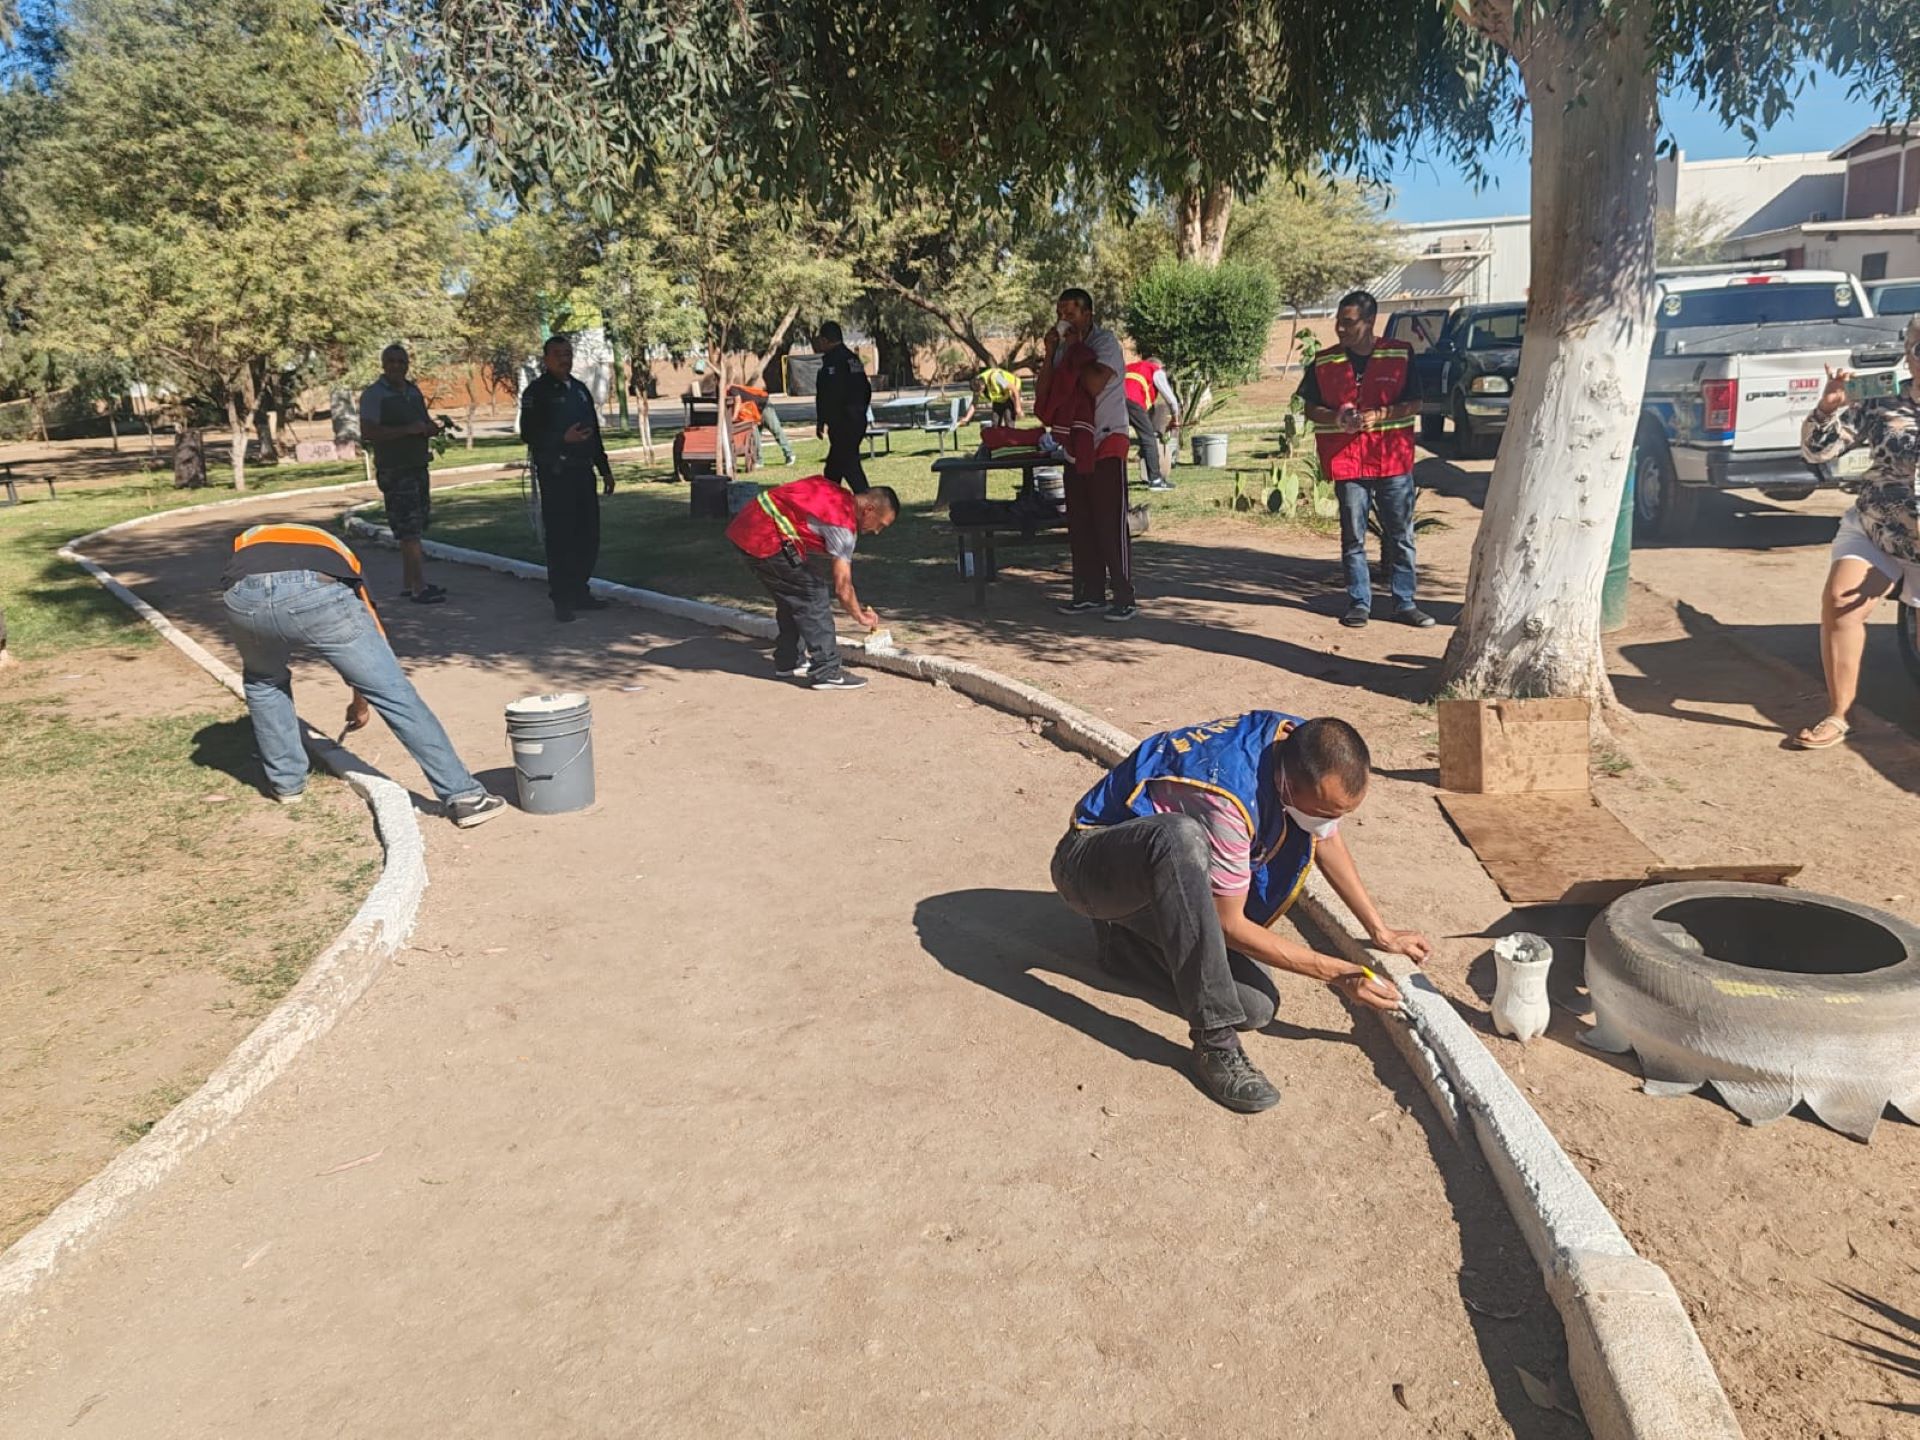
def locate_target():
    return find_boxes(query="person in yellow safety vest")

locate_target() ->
[974,365,1024,425]
[1124,355,1182,492]
[1295,289,1435,630]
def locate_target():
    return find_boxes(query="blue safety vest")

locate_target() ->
[1071,710,1317,926]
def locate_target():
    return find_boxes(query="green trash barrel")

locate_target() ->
[1601,450,1635,633]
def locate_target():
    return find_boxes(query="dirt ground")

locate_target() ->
[0,645,369,1248]
[0,491,1581,1439]
[868,445,1920,1436]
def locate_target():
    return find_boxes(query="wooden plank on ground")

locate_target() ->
[1438,697,1591,794]
[1436,791,1661,905]
[1643,863,1803,887]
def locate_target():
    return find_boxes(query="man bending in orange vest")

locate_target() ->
[1296,290,1435,629]
[725,477,900,692]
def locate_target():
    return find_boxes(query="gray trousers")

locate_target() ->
[1051,814,1279,1038]
[1128,400,1166,484]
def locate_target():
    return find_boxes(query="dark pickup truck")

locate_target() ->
[1384,303,1527,459]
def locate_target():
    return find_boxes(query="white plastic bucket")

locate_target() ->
[505,692,595,814]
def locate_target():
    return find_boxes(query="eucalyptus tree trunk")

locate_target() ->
[1175,182,1233,266]
[1441,0,1660,702]
[224,390,248,491]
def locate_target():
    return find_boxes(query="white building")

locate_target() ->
[1717,128,1920,282]
[1369,147,1858,306]
[1369,216,1532,305]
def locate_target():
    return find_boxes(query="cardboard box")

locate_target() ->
[1437,698,1590,794]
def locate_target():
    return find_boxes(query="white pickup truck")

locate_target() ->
[1633,269,1908,537]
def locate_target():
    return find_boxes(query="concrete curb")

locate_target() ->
[0,499,430,1331]
[351,507,1745,1440]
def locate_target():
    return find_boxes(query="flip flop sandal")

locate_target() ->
[409,585,448,605]
[1792,716,1850,750]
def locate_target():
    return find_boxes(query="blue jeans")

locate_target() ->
[1335,473,1418,611]
[223,571,483,804]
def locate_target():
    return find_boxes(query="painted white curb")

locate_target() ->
[351,509,1744,1440]
[0,496,430,1330]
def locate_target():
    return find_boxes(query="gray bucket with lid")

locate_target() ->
[505,692,595,814]
[1191,432,1229,467]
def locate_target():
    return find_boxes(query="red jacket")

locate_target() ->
[1037,342,1131,476]
[726,475,856,560]
[1312,341,1416,481]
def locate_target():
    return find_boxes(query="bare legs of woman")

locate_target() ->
[1797,557,1893,748]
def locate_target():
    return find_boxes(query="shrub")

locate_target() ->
[1124,259,1277,427]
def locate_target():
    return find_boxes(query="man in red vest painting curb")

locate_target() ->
[726,476,900,692]
[1296,290,1436,630]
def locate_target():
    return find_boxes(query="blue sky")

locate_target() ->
[1384,74,1888,222]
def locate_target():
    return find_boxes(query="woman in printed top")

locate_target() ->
[1796,314,1920,750]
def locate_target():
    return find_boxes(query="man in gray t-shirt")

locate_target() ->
[358,344,444,604]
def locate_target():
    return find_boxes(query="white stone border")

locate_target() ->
[347,504,1745,1440]
[0,485,430,1330]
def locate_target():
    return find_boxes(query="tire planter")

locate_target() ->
[1584,882,1920,1141]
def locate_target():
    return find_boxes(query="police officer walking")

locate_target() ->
[520,335,615,623]
[812,320,872,494]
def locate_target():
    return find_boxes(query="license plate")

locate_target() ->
[1837,449,1872,478]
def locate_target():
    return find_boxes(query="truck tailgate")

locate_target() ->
[1732,349,1851,451]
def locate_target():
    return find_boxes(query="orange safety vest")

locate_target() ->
[1310,341,1416,482]
[229,522,384,633]
[1124,359,1164,409]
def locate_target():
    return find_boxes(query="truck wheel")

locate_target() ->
[1420,411,1445,445]
[1899,601,1920,691]
[1630,429,1699,540]
[1452,394,1497,460]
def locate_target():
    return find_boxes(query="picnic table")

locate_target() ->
[931,449,1069,605]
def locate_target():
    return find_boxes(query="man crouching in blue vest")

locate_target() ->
[1053,711,1432,1113]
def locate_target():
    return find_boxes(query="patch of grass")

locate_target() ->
[115,1080,192,1144]
[1593,746,1633,777]
[0,700,369,1009]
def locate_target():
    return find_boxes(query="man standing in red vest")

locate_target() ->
[725,476,900,692]
[1296,290,1435,629]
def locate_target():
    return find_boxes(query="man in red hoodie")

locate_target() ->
[1037,288,1137,621]
[726,476,900,691]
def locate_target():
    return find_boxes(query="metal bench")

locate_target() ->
[921,397,969,452]
[1,462,55,506]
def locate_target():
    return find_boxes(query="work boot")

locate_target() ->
[1190,1042,1281,1113]
[573,595,611,612]
[1393,605,1437,628]
[1340,604,1370,628]
[553,600,576,623]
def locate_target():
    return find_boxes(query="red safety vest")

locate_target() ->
[725,476,856,560]
[1311,341,1416,482]
[1123,359,1163,409]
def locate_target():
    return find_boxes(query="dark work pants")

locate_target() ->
[1065,455,1134,605]
[824,426,870,493]
[1050,814,1279,1039]
[746,549,842,680]
[539,465,601,602]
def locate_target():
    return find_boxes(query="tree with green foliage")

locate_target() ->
[18,0,461,488]
[1225,176,1402,362]
[449,212,564,446]
[1655,200,1735,268]
[361,0,1920,700]
[1124,259,1277,430]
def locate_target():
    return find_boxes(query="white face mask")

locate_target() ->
[1055,319,1075,339]
[1281,764,1340,839]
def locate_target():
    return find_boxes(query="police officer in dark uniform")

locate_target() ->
[520,335,615,622]
[812,320,872,494]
